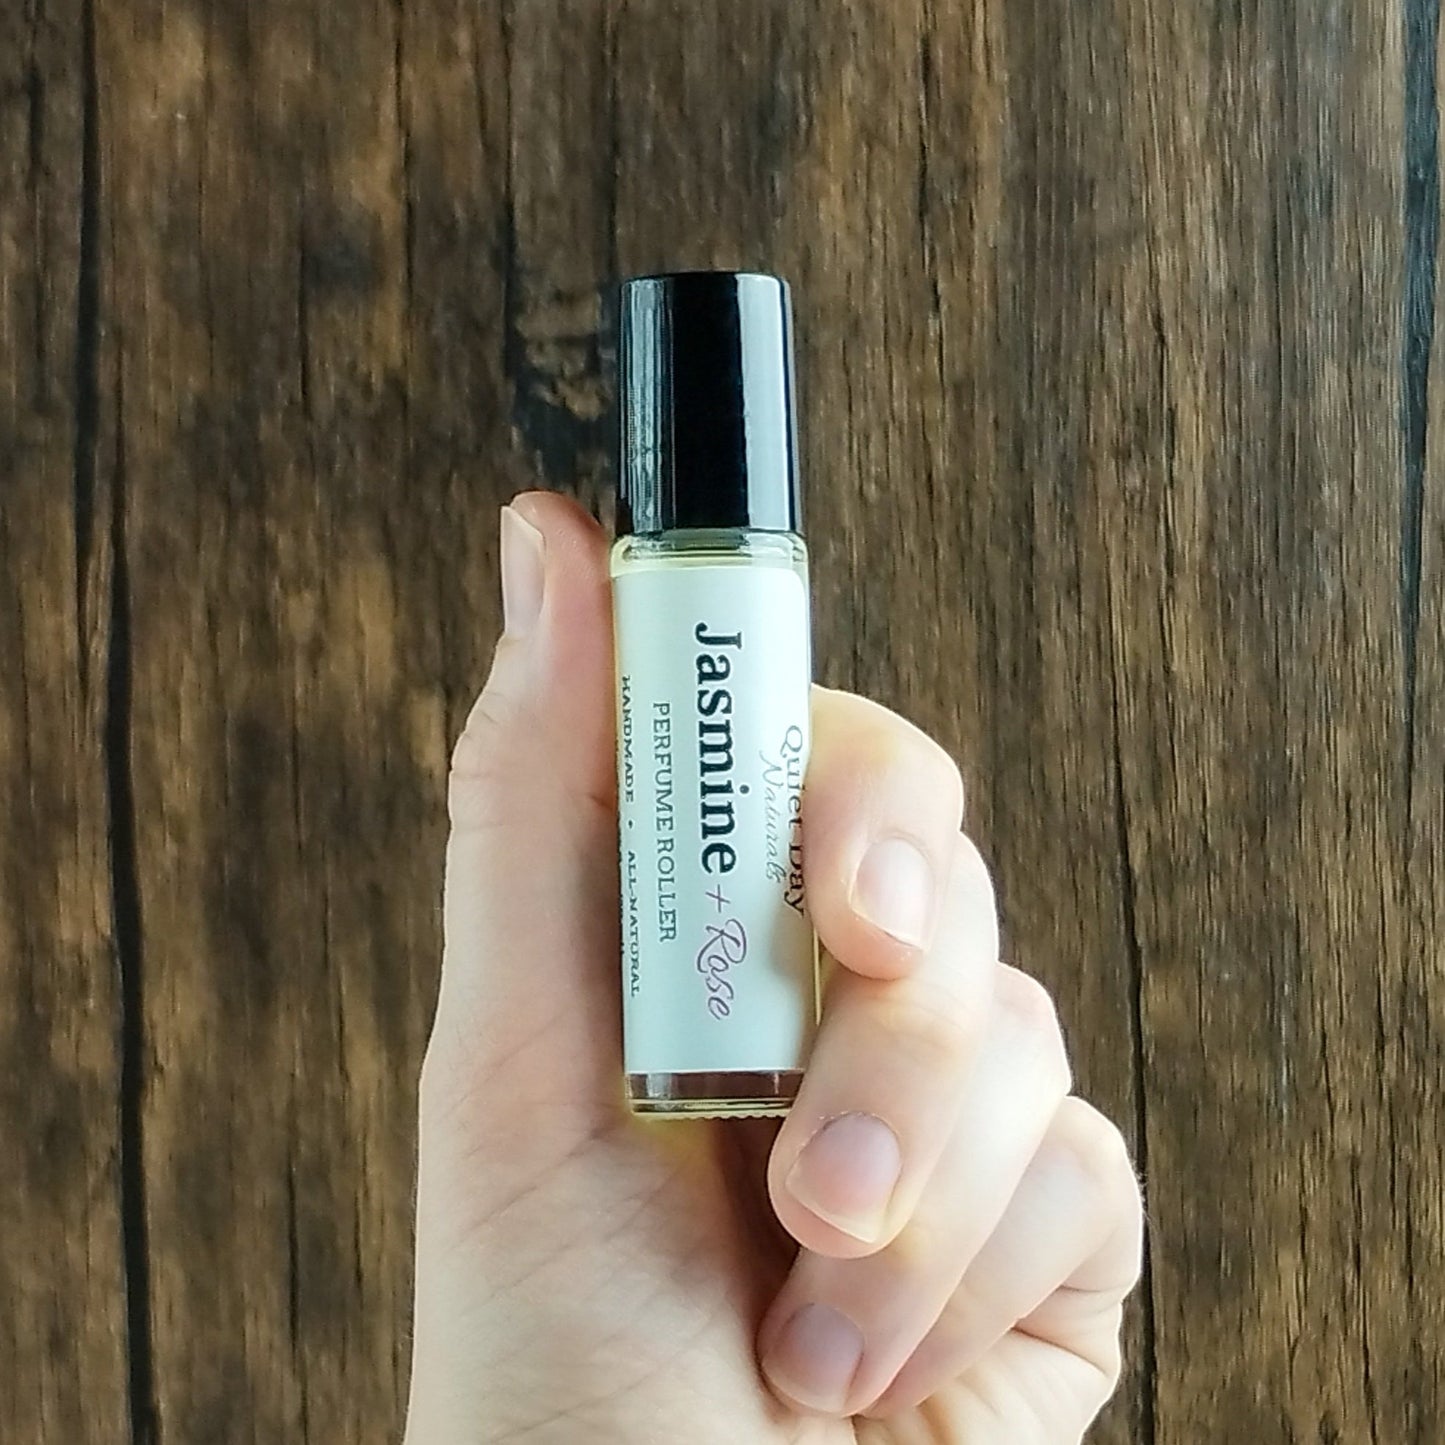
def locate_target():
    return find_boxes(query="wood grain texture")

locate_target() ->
[99,0,451,1437]
[2,0,1441,1439]
[0,2,134,1445]
[0,0,131,1439]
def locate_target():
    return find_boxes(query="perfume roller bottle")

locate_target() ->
[612,271,820,1117]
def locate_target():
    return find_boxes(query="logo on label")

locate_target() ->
[762,724,807,916]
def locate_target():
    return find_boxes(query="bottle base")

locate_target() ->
[627,1069,802,1119]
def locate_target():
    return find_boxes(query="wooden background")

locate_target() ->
[2,0,1442,1440]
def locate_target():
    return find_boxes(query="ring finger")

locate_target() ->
[865,1094,1144,1421]
[759,964,1074,1414]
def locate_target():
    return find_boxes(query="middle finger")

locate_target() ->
[767,836,998,1256]
[759,965,1074,1416]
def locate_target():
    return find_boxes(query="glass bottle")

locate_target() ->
[611,272,820,1117]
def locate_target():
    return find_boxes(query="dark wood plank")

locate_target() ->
[0,0,131,1439]
[505,0,617,511]
[1391,6,1445,1435]
[97,0,485,1435]
[914,5,1158,1438]
[1097,1,1443,1436]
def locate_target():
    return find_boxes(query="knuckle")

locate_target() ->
[1073,1322,1126,1409]
[994,965,1072,1091]
[449,693,508,776]
[873,980,982,1076]
[447,771,504,834]
[1051,1097,1137,1196]
[950,835,1000,946]
[416,996,478,1117]
[447,693,518,829]
[418,1028,491,1142]
[953,832,996,900]
[917,734,966,823]
[416,1037,455,1122]
[883,1211,946,1273]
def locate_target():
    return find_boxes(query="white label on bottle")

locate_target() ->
[614,563,816,1075]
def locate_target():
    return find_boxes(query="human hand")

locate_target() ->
[404,492,1143,1443]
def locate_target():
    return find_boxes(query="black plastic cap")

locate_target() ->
[617,271,801,536]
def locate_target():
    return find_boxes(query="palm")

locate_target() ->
[530,1119,1109,1445]
[428,807,989,1443]
[445,1102,958,1444]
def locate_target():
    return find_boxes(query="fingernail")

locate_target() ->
[784,1112,902,1243]
[763,1303,864,1414]
[851,836,935,946]
[500,505,545,637]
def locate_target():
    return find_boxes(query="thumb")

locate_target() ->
[429,490,621,1117]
